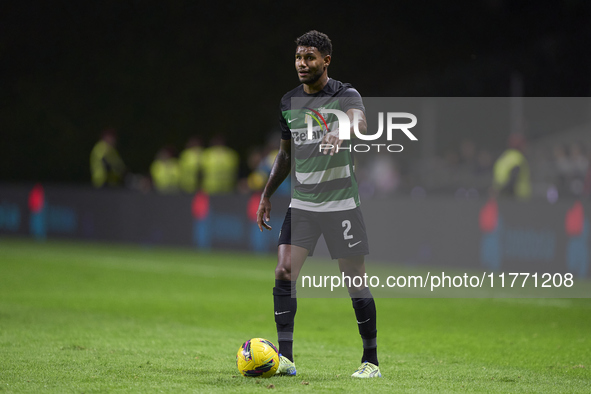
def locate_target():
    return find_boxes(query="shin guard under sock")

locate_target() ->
[350,287,378,366]
[273,279,297,361]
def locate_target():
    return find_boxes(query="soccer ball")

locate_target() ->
[236,338,279,378]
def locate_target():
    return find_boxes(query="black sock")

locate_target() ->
[278,340,293,362]
[273,279,297,362]
[362,348,378,366]
[350,287,378,366]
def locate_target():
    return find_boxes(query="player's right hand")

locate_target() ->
[256,197,272,232]
[321,130,343,156]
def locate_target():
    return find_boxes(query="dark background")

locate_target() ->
[2,0,590,183]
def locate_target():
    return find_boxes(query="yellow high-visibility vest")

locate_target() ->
[178,147,203,193]
[150,158,180,193]
[90,140,125,187]
[493,149,531,200]
[201,146,239,194]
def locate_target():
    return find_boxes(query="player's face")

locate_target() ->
[295,46,329,85]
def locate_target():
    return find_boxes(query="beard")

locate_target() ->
[299,67,325,85]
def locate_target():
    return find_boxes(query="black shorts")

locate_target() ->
[278,207,369,259]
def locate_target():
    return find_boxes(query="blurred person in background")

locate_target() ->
[568,143,589,197]
[569,143,589,177]
[552,143,589,198]
[200,135,239,195]
[552,144,571,195]
[253,133,291,196]
[150,146,180,193]
[241,147,264,193]
[90,128,126,188]
[178,137,203,193]
[492,133,531,200]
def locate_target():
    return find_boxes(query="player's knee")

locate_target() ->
[275,265,291,281]
[344,266,364,279]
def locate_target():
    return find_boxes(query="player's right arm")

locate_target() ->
[257,138,292,231]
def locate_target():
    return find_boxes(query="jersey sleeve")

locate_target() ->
[279,106,291,140]
[339,88,365,114]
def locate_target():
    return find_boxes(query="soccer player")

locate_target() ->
[256,30,381,378]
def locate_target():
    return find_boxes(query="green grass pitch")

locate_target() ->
[0,238,590,393]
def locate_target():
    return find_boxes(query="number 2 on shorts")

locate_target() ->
[342,220,353,240]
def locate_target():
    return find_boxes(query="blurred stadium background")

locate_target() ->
[1,2,591,391]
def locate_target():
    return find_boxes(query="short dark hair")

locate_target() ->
[295,30,332,56]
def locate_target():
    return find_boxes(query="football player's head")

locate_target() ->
[294,31,332,85]
[295,30,332,57]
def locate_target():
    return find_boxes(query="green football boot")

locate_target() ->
[351,361,381,378]
[275,354,297,376]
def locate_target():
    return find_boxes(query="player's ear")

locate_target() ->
[324,55,331,68]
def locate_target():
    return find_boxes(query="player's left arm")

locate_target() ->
[322,108,367,155]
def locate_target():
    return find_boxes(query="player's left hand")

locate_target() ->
[321,130,343,156]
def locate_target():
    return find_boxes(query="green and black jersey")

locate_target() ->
[279,78,365,212]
